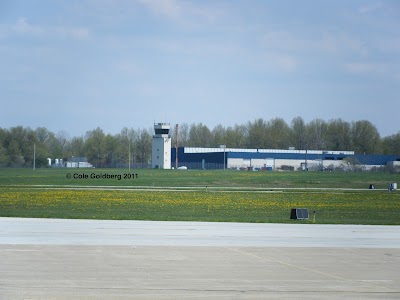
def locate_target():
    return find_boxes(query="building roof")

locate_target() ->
[183,147,354,155]
[68,157,88,162]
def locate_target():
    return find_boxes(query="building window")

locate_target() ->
[155,129,169,135]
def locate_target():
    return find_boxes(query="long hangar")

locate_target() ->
[171,147,400,170]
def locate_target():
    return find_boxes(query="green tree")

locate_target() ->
[0,128,9,166]
[46,134,63,158]
[35,127,53,144]
[85,127,106,167]
[326,119,352,151]
[65,136,85,158]
[381,132,400,155]
[351,120,381,154]
[246,118,267,148]
[290,116,307,150]
[34,143,51,167]
[103,134,117,166]
[56,130,70,158]
[0,145,8,166]
[225,124,247,148]
[265,118,290,149]
[211,124,226,146]
[6,126,37,166]
[34,127,55,166]
[7,139,24,167]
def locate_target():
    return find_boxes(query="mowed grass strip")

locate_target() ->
[1,188,399,224]
[1,168,399,189]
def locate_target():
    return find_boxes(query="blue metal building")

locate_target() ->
[171,147,400,170]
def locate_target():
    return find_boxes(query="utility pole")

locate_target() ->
[224,145,226,170]
[175,124,179,169]
[128,135,131,172]
[305,148,308,171]
[33,143,36,171]
[220,144,226,170]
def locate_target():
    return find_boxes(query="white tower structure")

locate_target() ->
[152,123,171,169]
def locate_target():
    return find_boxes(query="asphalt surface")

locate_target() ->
[1,218,399,299]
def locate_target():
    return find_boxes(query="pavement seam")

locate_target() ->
[226,247,398,292]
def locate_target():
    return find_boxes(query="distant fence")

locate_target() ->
[90,162,226,170]
[175,162,225,170]
[114,163,152,169]
[89,162,152,169]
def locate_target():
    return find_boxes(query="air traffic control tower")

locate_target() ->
[151,123,171,169]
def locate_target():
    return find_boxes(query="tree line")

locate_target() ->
[0,117,399,167]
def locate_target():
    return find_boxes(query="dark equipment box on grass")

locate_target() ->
[290,208,309,220]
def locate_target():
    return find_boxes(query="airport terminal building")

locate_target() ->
[170,147,400,171]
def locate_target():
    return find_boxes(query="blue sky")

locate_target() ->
[1,0,399,137]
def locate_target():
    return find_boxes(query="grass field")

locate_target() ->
[0,168,399,224]
[1,167,399,188]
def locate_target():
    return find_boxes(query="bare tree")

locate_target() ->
[189,123,212,147]
[306,118,327,150]
[135,128,152,163]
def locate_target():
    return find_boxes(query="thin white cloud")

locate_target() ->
[137,0,225,25]
[345,62,387,74]
[13,17,44,35]
[262,29,368,57]
[274,54,298,72]
[258,52,298,73]
[2,17,90,40]
[54,26,90,40]
[376,37,400,54]
[115,60,140,74]
[138,0,182,19]
[358,2,383,14]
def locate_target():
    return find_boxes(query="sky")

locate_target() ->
[1,0,399,138]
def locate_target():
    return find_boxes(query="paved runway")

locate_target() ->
[1,218,400,299]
